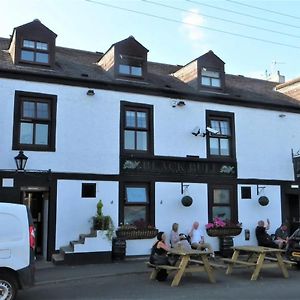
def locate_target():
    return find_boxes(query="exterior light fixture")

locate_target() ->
[86,89,95,96]
[14,150,28,171]
[171,100,186,107]
[176,100,185,107]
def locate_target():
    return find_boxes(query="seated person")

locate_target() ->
[178,233,192,251]
[189,221,215,258]
[255,219,277,248]
[274,224,289,249]
[170,223,180,248]
[149,231,171,281]
[149,231,170,265]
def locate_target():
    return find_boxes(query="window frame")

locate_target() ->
[13,91,57,152]
[200,67,221,88]
[117,54,145,78]
[119,182,154,227]
[206,110,236,160]
[208,184,237,223]
[20,39,50,66]
[120,101,154,156]
[81,183,97,198]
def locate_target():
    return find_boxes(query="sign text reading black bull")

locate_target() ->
[121,157,236,177]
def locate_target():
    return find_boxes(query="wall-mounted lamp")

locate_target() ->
[87,89,95,96]
[14,150,28,171]
[191,126,219,137]
[180,182,193,207]
[172,100,186,107]
[256,185,269,206]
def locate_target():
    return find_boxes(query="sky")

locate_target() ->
[1,0,300,81]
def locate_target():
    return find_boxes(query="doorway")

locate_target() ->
[22,189,49,259]
[286,193,300,235]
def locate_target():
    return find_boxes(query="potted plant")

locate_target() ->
[93,199,115,240]
[205,217,242,237]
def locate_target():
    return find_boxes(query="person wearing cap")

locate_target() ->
[274,224,289,249]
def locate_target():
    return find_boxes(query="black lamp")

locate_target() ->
[86,89,95,96]
[14,151,28,171]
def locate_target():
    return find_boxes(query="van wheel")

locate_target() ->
[0,272,17,300]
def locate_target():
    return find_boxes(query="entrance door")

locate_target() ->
[286,194,300,235]
[22,191,48,257]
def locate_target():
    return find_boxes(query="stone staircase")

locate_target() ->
[52,230,112,265]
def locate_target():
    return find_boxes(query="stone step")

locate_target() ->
[60,245,74,254]
[70,240,84,247]
[52,253,65,265]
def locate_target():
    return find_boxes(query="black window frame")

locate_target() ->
[241,186,252,199]
[119,182,154,227]
[208,184,237,223]
[206,110,236,160]
[120,101,154,156]
[200,67,221,88]
[81,183,97,198]
[20,39,50,66]
[12,91,57,152]
[117,54,144,78]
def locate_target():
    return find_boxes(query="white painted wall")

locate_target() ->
[55,180,118,249]
[0,79,120,174]
[1,78,300,180]
[235,184,282,246]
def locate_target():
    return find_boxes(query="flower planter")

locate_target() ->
[206,227,242,237]
[116,228,158,240]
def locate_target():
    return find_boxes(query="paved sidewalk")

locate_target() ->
[35,258,149,286]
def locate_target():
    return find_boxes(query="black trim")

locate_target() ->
[206,110,236,161]
[208,184,238,223]
[120,101,154,156]
[1,69,300,114]
[12,90,57,152]
[119,180,155,227]
[63,251,112,265]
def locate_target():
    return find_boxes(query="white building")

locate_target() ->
[1,20,300,263]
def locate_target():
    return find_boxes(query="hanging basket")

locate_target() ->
[206,227,242,237]
[116,228,158,240]
[258,196,269,206]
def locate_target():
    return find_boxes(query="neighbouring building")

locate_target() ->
[1,20,300,263]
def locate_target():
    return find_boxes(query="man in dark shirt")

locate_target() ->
[255,219,277,248]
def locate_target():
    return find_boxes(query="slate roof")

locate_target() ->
[1,37,300,112]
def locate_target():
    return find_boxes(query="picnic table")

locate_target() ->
[148,249,216,287]
[223,245,289,281]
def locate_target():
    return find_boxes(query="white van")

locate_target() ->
[0,203,35,300]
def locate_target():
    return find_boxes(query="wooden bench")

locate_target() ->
[189,259,227,269]
[146,262,180,280]
[222,258,256,267]
[265,256,297,267]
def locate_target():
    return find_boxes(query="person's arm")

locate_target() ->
[157,241,170,251]
[265,218,270,231]
[188,228,193,238]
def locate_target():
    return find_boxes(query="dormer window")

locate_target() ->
[98,36,148,79]
[201,68,221,88]
[119,55,143,77]
[21,39,49,64]
[8,20,57,68]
